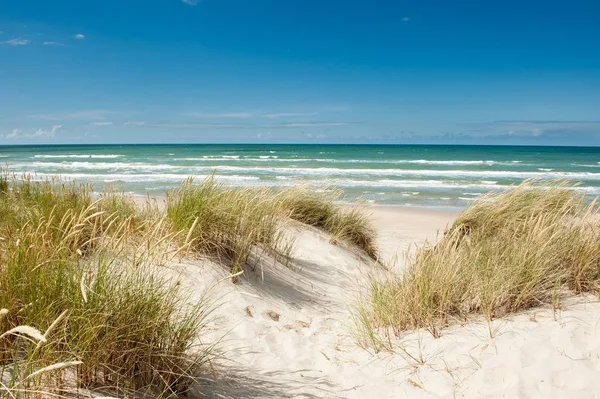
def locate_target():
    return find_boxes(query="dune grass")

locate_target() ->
[0,171,378,395]
[360,181,600,346]
[165,176,291,274]
[0,309,84,398]
[277,186,377,258]
[0,172,212,398]
[165,178,376,273]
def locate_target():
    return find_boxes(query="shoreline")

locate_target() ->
[128,192,468,213]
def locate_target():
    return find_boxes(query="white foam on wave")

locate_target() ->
[13,162,600,181]
[336,179,503,191]
[322,178,600,194]
[175,156,245,161]
[30,172,261,184]
[170,157,526,166]
[33,154,123,159]
[270,159,500,165]
[20,172,600,197]
[179,165,600,181]
[22,162,179,171]
[400,159,497,165]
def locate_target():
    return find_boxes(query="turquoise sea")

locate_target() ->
[1,144,599,209]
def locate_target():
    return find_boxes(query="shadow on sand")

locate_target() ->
[194,367,342,398]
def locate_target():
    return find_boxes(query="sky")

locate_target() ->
[1,0,599,145]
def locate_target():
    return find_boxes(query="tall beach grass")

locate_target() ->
[277,186,377,258]
[360,181,600,347]
[0,172,212,398]
[166,178,377,274]
[0,170,377,395]
[165,176,291,274]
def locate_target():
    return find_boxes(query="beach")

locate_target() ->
[1,159,600,398]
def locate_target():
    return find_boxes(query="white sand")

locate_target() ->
[169,206,600,398]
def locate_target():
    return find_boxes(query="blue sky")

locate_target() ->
[1,0,599,145]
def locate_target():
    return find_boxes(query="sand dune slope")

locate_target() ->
[171,208,600,399]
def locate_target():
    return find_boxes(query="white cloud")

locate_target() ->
[257,132,273,140]
[130,121,358,129]
[463,120,600,136]
[302,132,326,139]
[143,122,250,129]
[6,129,21,139]
[4,125,62,140]
[1,37,30,46]
[262,112,318,119]
[43,41,66,47]
[186,112,254,118]
[124,121,146,126]
[33,125,62,138]
[182,0,199,5]
[278,122,352,127]
[74,33,85,40]
[28,110,110,121]
[90,121,114,126]
[402,17,410,22]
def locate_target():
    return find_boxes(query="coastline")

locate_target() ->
[4,143,600,209]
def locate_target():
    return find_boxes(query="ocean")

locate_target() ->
[1,144,599,209]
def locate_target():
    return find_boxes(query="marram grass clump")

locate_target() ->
[166,176,290,274]
[166,178,377,272]
[277,186,378,258]
[361,181,600,346]
[0,173,213,398]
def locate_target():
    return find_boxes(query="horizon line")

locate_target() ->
[1,142,600,148]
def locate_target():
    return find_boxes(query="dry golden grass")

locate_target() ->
[166,178,377,273]
[277,186,377,258]
[359,181,600,348]
[166,176,291,274]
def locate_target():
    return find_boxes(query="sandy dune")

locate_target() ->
[168,206,600,398]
